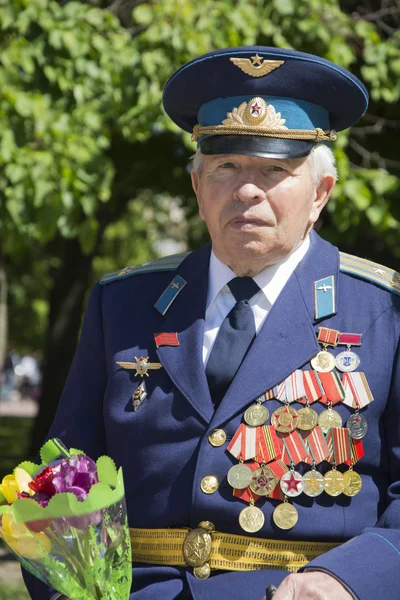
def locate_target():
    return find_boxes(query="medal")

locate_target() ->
[336,333,362,372]
[318,407,342,434]
[227,463,253,489]
[296,406,318,431]
[324,468,345,496]
[244,403,269,427]
[311,328,339,372]
[271,405,299,433]
[272,501,298,530]
[303,469,324,497]
[335,351,360,373]
[239,503,265,533]
[347,413,368,439]
[249,465,278,496]
[280,470,304,497]
[343,469,362,497]
[310,350,336,373]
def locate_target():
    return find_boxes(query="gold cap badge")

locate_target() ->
[230,55,284,78]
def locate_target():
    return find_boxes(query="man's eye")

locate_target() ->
[271,165,286,172]
[218,162,237,169]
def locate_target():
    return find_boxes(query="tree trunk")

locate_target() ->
[0,252,8,373]
[29,237,95,456]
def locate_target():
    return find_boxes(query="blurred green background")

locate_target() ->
[0,0,399,595]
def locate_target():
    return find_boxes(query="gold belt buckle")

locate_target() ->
[182,521,215,580]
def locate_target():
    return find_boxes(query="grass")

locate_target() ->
[0,583,29,600]
[0,417,34,479]
[0,417,34,599]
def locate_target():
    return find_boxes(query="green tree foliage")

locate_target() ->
[0,0,398,449]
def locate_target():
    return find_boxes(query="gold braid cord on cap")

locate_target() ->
[191,97,337,143]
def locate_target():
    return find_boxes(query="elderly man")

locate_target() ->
[24,47,400,600]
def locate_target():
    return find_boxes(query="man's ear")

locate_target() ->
[191,170,205,221]
[309,174,336,226]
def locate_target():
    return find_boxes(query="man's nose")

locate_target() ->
[233,182,267,204]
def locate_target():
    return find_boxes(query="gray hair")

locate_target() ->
[191,144,337,184]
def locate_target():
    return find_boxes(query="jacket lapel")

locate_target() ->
[155,244,214,424]
[211,232,340,428]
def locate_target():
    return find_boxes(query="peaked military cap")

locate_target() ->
[163,46,369,159]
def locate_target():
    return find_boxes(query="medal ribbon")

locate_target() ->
[264,387,278,401]
[342,372,374,408]
[344,438,365,466]
[284,370,306,403]
[259,426,282,463]
[227,424,259,460]
[318,371,345,405]
[317,327,339,347]
[301,370,324,405]
[301,427,330,465]
[276,381,287,402]
[267,460,288,500]
[280,431,309,465]
[337,333,362,346]
[326,428,351,465]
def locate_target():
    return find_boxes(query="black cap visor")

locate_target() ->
[200,135,315,159]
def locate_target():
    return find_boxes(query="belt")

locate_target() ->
[130,523,341,579]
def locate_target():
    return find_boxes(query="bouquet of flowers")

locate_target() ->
[0,438,132,599]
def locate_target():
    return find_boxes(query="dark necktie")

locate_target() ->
[206,276,260,407]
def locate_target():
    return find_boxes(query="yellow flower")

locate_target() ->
[0,512,51,559]
[0,468,34,504]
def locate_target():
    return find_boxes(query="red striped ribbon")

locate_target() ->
[318,327,340,346]
[326,428,351,464]
[300,370,324,405]
[301,427,330,465]
[318,371,345,405]
[280,430,309,465]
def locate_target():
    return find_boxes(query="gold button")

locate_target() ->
[208,429,227,447]
[200,475,219,494]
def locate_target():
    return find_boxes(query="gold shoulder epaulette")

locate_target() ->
[99,251,191,286]
[340,252,400,297]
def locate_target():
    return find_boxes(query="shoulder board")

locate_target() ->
[340,251,400,297]
[99,251,191,286]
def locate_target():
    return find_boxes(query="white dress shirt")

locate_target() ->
[203,236,310,366]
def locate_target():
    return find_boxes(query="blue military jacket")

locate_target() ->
[24,232,400,600]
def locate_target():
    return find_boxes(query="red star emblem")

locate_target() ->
[285,473,302,492]
[251,102,262,116]
[354,416,361,423]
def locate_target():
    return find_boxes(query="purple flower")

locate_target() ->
[52,455,98,499]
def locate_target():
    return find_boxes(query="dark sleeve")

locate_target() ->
[23,283,108,598]
[302,337,400,600]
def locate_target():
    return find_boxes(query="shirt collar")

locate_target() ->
[206,236,310,310]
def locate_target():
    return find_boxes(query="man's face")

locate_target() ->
[191,152,334,276]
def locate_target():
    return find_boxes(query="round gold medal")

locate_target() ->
[244,404,269,427]
[318,408,342,434]
[324,469,345,497]
[310,350,336,373]
[238,505,265,533]
[272,503,298,530]
[271,406,299,433]
[343,470,362,497]
[227,463,253,489]
[303,469,324,497]
[296,406,318,431]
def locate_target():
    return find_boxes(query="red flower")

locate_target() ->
[29,464,61,497]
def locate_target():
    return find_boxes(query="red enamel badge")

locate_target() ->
[154,332,179,348]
